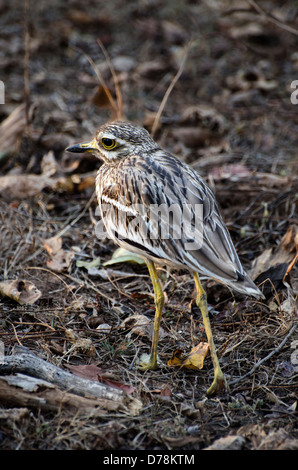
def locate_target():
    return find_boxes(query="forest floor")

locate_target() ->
[0,0,297,450]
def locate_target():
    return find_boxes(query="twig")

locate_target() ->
[151,40,192,138]
[229,323,298,386]
[62,272,115,303]
[73,46,119,117]
[248,0,298,37]
[24,0,30,129]
[55,190,96,239]
[8,321,23,346]
[97,38,123,120]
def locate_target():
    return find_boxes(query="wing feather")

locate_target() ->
[97,151,262,297]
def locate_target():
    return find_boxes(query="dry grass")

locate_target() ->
[0,185,297,449]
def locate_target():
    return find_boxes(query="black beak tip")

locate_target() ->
[66,144,87,154]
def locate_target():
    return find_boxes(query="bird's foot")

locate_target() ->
[137,353,159,371]
[206,368,229,396]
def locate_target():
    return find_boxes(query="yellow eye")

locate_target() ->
[100,137,118,150]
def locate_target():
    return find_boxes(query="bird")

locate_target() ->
[66,120,264,395]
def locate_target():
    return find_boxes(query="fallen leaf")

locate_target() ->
[160,384,172,397]
[99,376,135,395]
[174,126,217,148]
[96,323,112,334]
[161,20,188,45]
[0,174,54,201]
[181,104,227,133]
[43,235,62,256]
[136,59,169,79]
[226,67,278,92]
[149,384,172,398]
[0,102,36,155]
[168,342,209,370]
[120,314,151,337]
[66,364,135,394]
[76,257,101,270]
[91,85,114,109]
[66,363,107,381]
[103,247,145,266]
[253,263,288,296]
[204,435,245,451]
[41,150,58,176]
[161,434,200,448]
[87,266,140,281]
[209,164,251,181]
[250,225,298,295]
[64,330,96,356]
[0,279,41,305]
[121,313,167,341]
[43,236,74,272]
[77,175,95,191]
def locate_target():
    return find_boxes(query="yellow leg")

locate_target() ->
[138,259,164,370]
[193,272,228,395]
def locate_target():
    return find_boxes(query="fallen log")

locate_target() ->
[0,346,142,416]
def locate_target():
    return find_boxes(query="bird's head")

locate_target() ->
[66,121,158,164]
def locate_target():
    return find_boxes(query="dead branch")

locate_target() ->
[0,375,117,416]
[0,346,142,416]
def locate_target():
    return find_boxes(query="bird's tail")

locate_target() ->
[225,271,265,299]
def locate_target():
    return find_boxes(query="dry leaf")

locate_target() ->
[149,384,172,398]
[209,164,251,181]
[0,174,54,201]
[78,175,95,191]
[120,314,151,337]
[66,363,106,381]
[103,247,145,266]
[250,225,298,295]
[205,435,245,451]
[174,127,217,148]
[43,235,63,256]
[92,85,113,109]
[160,384,172,397]
[136,59,168,79]
[43,236,74,272]
[64,329,95,356]
[121,314,167,341]
[96,323,112,334]
[0,102,36,155]
[0,279,41,305]
[226,67,278,92]
[41,150,58,176]
[0,172,76,201]
[168,342,209,370]
[181,104,227,133]
[66,364,135,394]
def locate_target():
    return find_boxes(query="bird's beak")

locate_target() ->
[66,138,97,154]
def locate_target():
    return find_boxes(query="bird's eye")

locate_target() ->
[100,137,118,150]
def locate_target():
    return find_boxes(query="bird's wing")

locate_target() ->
[101,152,246,285]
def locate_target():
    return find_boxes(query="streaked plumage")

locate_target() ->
[67,120,264,395]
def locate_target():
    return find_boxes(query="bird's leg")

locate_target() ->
[193,272,228,395]
[138,260,164,370]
